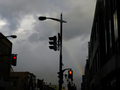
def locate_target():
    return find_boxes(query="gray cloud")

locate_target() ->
[63,6,94,41]
[28,33,39,43]
[29,21,55,43]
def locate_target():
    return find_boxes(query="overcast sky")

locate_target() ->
[0,0,96,89]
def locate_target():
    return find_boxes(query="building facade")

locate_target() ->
[81,75,85,90]
[84,0,119,90]
[49,85,59,90]
[0,33,12,90]
[10,72,36,90]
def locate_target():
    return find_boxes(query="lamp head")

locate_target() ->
[38,16,47,21]
[10,35,17,38]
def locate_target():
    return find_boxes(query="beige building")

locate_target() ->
[10,72,36,90]
[49,85,67,90]
[49,85,59,90]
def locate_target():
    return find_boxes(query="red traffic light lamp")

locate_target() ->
[69,71,72,74]
[13,56,16,59]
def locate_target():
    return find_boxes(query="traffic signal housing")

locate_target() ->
[57,72,63,79]
[68,70,73,81]
[57,72,64,84]
[49,36,57,51]
[11,54,17,66]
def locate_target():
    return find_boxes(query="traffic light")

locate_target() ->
[57,72,63,79]
[49,36,57,51]
[11,54,17,66]
[57,72,60,79]
[57,72,64,84]
[68,70,73,81]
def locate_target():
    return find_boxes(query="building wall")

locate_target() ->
[10,72,36,90]
[84,0,119,90]
[0,33,12,90]
[49,85,59,90]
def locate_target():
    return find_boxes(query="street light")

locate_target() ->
[38,13,66,90]
[0,35,17,39]
[38,16,67,23]
[38,16,46,21]
[6,35,17,38]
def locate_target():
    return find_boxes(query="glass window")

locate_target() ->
[111,78,117,89]
[95,22,98,39]
[113,10,118,41]
[11,81,17,86]
[112,0,117,12]
[104,0,105,6]
[96,52,99,70]
[105,29,107,53]
[109,20,112,48]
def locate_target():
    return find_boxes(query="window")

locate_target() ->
[11,81,17,86]
[113,10,118,41]
[112,0,117,12]
[95,22,98,39]
[105,29,107,53]
[96,51,99,70]
[111,78,117,90]
[109,20,112,48]
[0,59,10,74]
[104,0,105,6]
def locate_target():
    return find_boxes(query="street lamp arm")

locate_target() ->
[47,17,67,23]
[62,68,72,73]
[0,35,17,39]
[38,16,67,23]
[6,35,17,38]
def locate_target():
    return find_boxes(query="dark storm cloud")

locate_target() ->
[28,20,55,43]
[0,0,70,32]
[63,7,94,41]
[31,10,92,42]
[0,0,47,32]
[0,0,24,31]
[32,2,94,42]
[0,0,94,41]
[28,33,39,43]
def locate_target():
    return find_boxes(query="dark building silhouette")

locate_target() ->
[83,0,119,90]
[0,33,12,90]
[81,75,85,90]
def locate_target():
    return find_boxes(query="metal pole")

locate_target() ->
[59,13,63,90]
